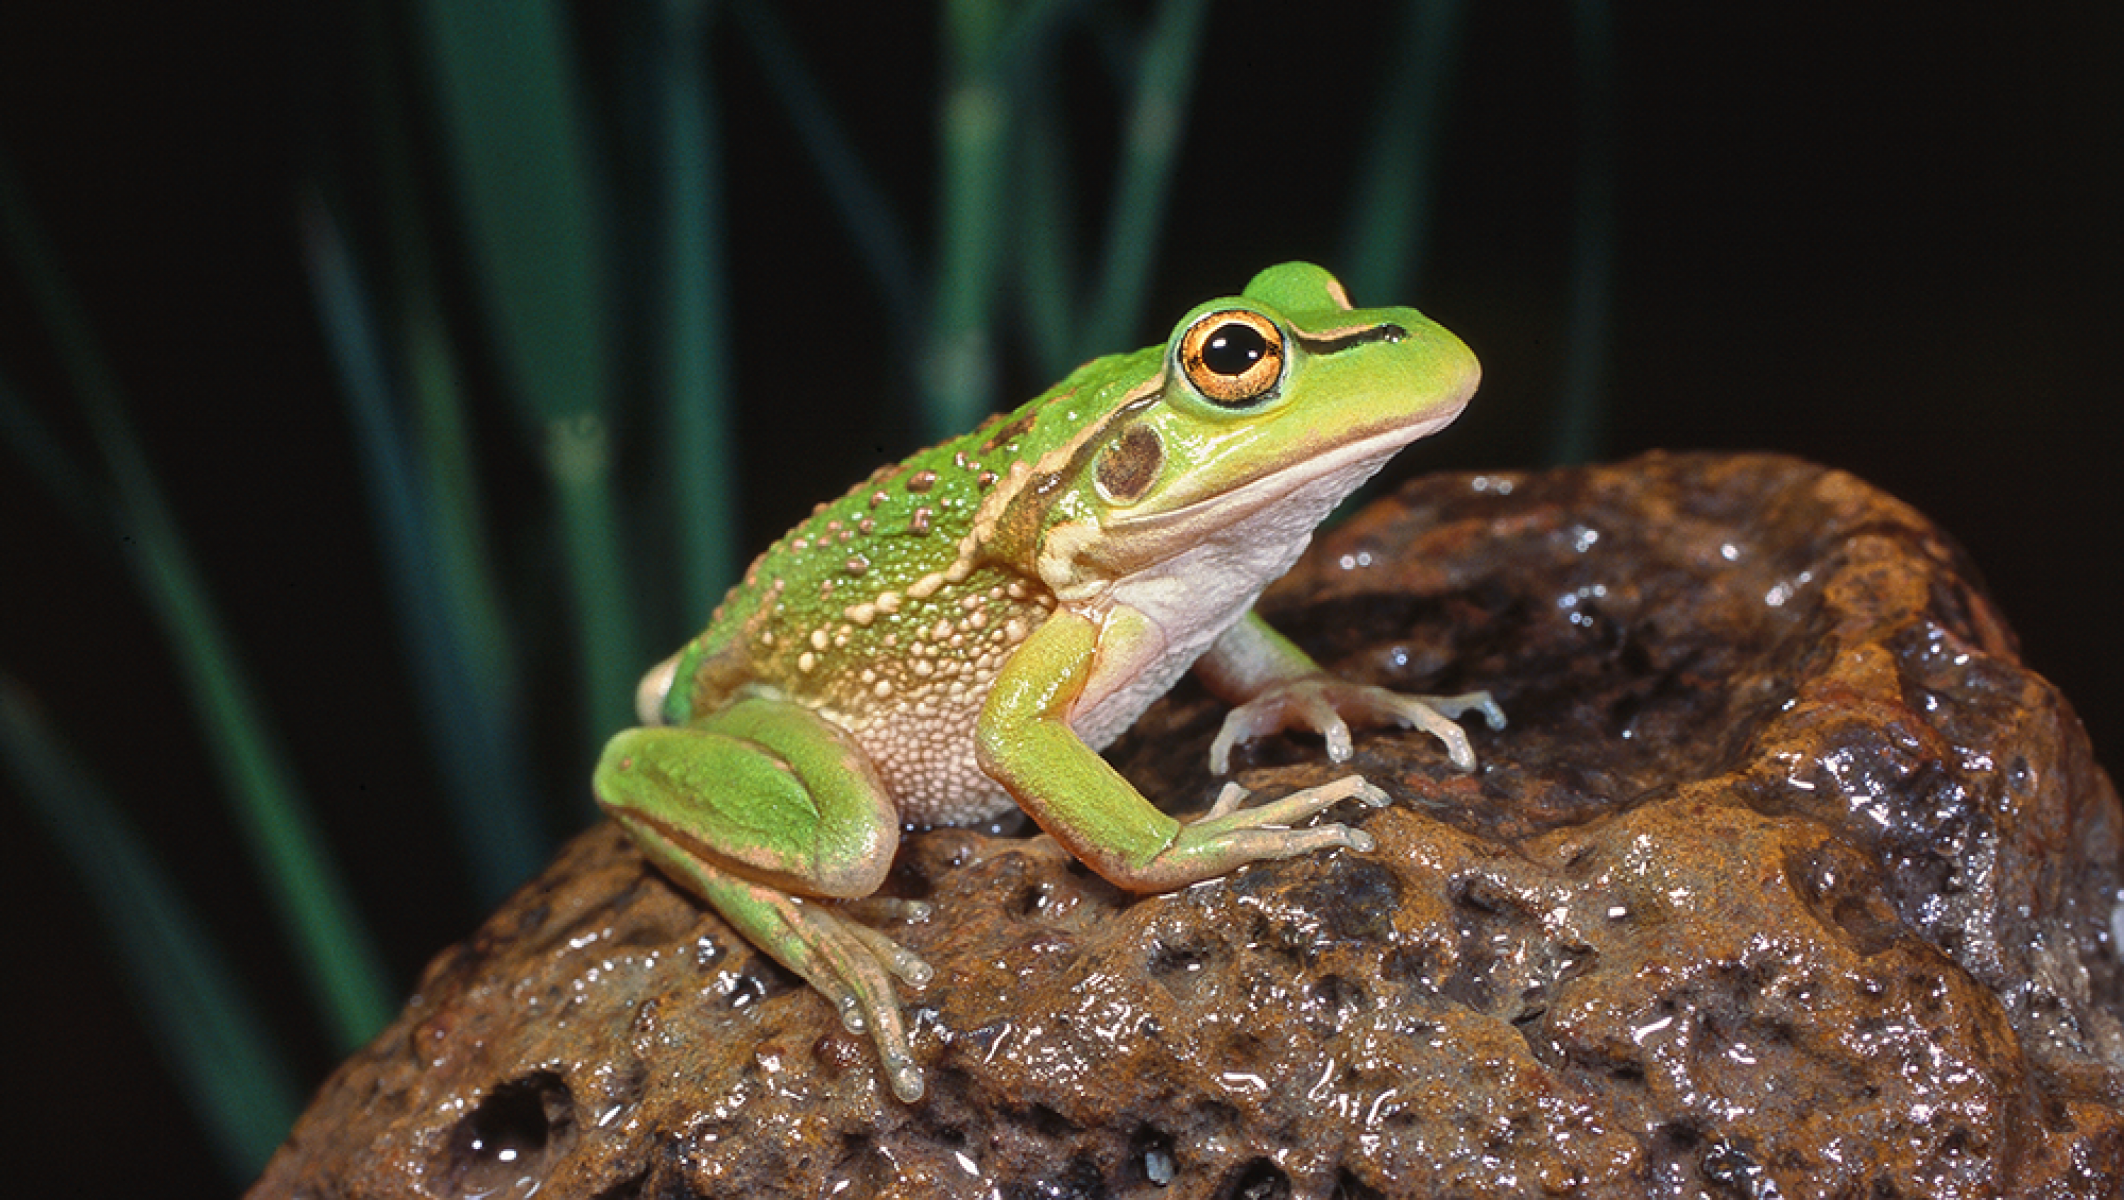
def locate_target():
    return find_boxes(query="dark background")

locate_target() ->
[2,2,2119,1191]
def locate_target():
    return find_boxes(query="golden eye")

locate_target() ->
[1178,309,1284,406]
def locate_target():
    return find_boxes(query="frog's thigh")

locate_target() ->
[600,697,900,898]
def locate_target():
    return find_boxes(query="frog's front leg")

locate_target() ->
[1197,612,1505,773]
[977,609,1390,892]
[594,698,933,1102]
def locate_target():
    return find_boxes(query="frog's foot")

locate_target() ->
[628,828,934,1102]
[740,884,934,1102]
[1130,774,1390,889]
[1210,679,1505,774]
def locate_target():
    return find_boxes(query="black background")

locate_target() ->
[2,3,2119,1191]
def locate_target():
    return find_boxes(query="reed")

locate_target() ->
[0,3,1613,1182]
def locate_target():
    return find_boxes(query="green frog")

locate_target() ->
[595,262,1502,1101]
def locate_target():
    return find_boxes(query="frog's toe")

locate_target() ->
[1437,689,1507,731]
[842,919,935,987]
[773,898,929,1100]
[1205,781,1250,818]
[1379,688,1505,744]
[1212,773,1389,824]
[814,956,924,1101]
[881,1045,926,1103]
[845,894,935,930]
[1206,820,1376,863]
[845,992,924,1103]
[831,992,870,1034]
[1143,774,1388,885]
[1388,699,1477,771]
[1184,774,1387,842]
[1352,688,1497,771]
[1221,680,1503,773]
[836,982,922,1101]
[1211,686,1350,773]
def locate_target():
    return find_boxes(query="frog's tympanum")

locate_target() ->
[595,263,1502,1101]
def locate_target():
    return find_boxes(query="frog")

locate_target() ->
[594,261,1503,1102]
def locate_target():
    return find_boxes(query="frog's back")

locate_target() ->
[677,345,1154,697]
[668,367,1156,821]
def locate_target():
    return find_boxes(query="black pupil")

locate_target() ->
[1202,323,1267,376]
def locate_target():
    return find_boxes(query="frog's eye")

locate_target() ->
[1178,309,1285,407]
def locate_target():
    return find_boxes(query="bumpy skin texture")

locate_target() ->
[624,262,1480,824]
[253,454,2124,1200]
[594,263,1494,1100]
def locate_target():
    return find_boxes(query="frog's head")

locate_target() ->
[1003,262,1480,599]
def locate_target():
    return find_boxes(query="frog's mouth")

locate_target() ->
[1083,403,1469,580]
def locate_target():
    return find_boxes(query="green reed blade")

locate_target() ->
[923,0,1017,438]
[412,0,610,430]
[0,678,301,1180]
[1074,0,1207,359]
[1012,80,1081,382]
[0,151,393,1048]
[1340,0,1463,304]
[357,0,524,722]
[300,194,546,903]
[545,415,638,740]
[412,0,640,740]
[343,0,544,894]
[650,0,739,621]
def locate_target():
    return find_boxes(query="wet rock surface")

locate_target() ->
[250,452,2124,1198]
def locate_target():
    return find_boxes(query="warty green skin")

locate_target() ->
[595,262,1502,1103]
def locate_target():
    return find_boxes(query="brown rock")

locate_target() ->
[250,452,2124,1198]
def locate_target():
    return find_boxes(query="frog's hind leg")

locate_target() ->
[600,697,904,897]
[594,698,933,1101]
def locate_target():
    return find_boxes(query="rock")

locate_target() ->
[249,452,2124,1199]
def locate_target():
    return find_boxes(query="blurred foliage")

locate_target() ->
[0,0,1615,1182]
